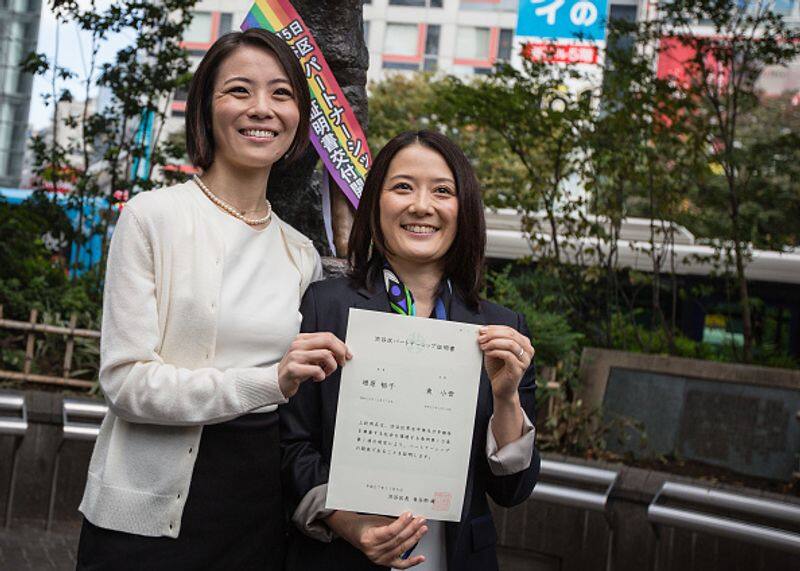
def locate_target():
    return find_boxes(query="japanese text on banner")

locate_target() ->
[242,0,371,207]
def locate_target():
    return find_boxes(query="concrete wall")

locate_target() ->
[0,390,94,525]
[494,453,800,571]
[3,390,799,570]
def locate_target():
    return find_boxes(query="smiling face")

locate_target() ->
[379,143,459,271]
[210,45,300,173]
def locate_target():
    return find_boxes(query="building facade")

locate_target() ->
[165,0,642,133]
[362,0,641,83]
[164,0,249,141]
[163,1,800,149]
[0,0,41,188]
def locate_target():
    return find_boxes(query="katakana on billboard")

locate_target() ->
[516,0,609,43]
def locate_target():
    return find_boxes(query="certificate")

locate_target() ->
[325,308,483,522]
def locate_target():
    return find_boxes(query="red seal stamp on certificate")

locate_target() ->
[433,492,452,512]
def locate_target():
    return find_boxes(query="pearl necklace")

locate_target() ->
[193,175,272,226]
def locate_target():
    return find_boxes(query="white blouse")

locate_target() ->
[194,187,302,413]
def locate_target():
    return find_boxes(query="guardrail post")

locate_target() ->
[529,460,620,570]
[1,392,28,529]
[647,481,800,569]
[46,398,106,530]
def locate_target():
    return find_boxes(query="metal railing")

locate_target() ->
[530,459,620,571]
[46,398,107,530]
[648,481,800,570]
[0,391,28,528]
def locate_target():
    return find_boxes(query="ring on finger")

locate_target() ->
[517,346,524,359]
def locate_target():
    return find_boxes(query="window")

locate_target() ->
[601,4,639,109]
[2,22,24,95]
[456,26,491,61]
[10,0,31,12]
[606,4,637,57]
[184,12,213,44]
[382,24,440,72]
[423,24,440,71]
[0,102,14,177]
[497,28,514,62]
[173,85,189,102]
[460,0,517,11]
[183,12,232,49]
[218,13,233,37]
[389,0,443,6]
[384,23,419,57]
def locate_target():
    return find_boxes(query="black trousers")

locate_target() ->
[76,413,286,571]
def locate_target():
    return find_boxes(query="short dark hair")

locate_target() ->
[185,29,310,170]
[348,131,487,308]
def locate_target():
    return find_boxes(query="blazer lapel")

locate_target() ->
[353,285,392,314]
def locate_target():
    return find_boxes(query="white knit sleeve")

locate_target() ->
[98,205,287,426]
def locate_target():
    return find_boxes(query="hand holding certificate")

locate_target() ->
[325,308,483,522]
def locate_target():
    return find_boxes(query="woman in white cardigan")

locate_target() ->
[76,29,347,570]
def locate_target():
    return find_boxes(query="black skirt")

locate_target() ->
[76,412,286,570]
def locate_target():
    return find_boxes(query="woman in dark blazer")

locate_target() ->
[280,131,540,571]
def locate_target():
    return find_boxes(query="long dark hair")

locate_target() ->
[348,130,486,308]
[185,29,311,170]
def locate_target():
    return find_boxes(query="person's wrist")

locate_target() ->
[492,390,521,411]
[278,374,297,399]
[325,511,361,547]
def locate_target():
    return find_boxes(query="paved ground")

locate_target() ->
[0,520,79,570]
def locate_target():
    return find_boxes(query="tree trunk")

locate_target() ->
[734,240,753,362]
[267,0,368,257]
[727,172,753,362]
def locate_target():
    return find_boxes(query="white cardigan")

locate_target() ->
[79,181,322,538]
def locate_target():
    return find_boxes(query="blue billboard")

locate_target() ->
[516,0,609,42]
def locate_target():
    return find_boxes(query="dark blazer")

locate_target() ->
[280,277,540,571]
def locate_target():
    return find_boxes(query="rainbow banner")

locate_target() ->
[242,0,371,207]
